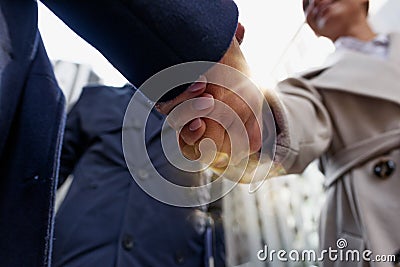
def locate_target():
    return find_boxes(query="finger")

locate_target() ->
[206,104,259,165]
[217,132,231,167]
[178,136,199,161]
[201,118,225,152]
[180,118,206,145]
[235,22,245,45]
[212,152,230,168]
[224,111,261,164]
[155,75,207,114]
[166,93,214,131]
[244,116,262,154]
[225,118,249,165]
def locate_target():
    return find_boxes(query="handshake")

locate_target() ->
[155,24,279,185]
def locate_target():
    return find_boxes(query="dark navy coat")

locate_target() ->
[0,1,237,266]
[53,85,225,267]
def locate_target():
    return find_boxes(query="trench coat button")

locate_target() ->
[373,159,396,179]
[174,251,185,265]
[122,234,134,251]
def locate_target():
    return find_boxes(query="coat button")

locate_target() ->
[122,234,134,251]
[174,251,185,265]
[138,169,149,180]
[373,159,396,179]
[131,118,142,129]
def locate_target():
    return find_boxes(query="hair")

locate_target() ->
[302,0,370,15]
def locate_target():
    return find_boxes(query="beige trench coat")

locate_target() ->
[268,33,400,267]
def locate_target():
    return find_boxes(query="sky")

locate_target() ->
[38,0,388,88]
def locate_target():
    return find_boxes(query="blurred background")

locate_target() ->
[39,0,400,266]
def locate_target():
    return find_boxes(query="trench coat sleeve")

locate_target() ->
[58,96,89,187]
[265,77,333,174]
[40,0,238,102]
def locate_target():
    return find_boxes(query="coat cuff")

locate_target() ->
[263,88,299,175]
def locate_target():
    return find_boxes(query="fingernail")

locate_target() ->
[188,75,207,92]
[188,82,206,93]
[189,118,202,131]
[193,96,214,110]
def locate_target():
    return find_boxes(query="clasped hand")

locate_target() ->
[156,24,263,171]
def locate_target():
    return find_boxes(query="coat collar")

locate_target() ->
[302,32,400,106]
[124,88,165,144]
[387,32,400,65]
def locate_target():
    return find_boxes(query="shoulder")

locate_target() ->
[297,66,330,81]
[389,32,400,39]
[277,65,330,90]
[80,84,136,100]
[69,84,136,119]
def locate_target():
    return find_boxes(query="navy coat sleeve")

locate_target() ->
[40,0,239,101]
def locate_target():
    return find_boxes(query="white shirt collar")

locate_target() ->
[334,34,390,59]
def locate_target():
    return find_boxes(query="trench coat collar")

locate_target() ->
[387,32,400,65]
[303,32,400,107]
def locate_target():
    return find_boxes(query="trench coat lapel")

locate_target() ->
[306,32,400,107]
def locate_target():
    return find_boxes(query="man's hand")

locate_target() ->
[156,23,263,168]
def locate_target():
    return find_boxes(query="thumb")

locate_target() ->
[235,22,245,45]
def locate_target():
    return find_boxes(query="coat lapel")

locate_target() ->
[124,89,165,144]
[145,109,165,144]
[305,32,400,107]
[0,1,38,156]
